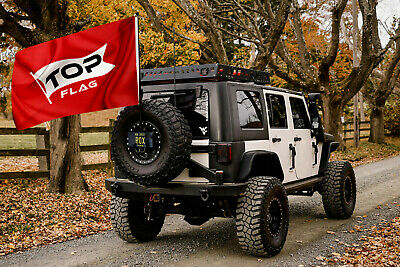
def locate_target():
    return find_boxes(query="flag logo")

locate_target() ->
[30,44,114,104]
[12,16,140,130]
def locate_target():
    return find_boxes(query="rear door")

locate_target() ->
[264,92,297,182]
[288,96,319,179]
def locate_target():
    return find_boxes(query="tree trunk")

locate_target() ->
[321,93,345,148]
[47,114,88,194]
[369,104,385,143]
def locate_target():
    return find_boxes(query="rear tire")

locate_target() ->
[235,176,289,257]
[320,161,356,219]
[110,195,165,242]
[111,99,191,185]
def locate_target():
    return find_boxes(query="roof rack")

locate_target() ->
[140,64,270,85]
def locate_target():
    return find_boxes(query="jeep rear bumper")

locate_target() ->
[105,177,247,198]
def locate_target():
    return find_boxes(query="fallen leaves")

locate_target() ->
[331,138,400,167]
[324,217,400,266]
[0,169,112,256]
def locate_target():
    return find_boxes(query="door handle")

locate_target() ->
[272,137,282,143]
[289,144,296,170]
[294,137,302,142]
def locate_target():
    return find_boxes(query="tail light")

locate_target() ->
[216,143,232,163]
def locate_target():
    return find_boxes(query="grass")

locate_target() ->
[0,109,118,149]
[0,133,108,149]
[332,136,400,166]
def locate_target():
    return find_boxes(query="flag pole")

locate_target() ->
[135,15,142,104]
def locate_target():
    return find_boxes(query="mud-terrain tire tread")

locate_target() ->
[235,176,289,257]
[111,99,191,185]
[110,195,164,243]
[321,161,356,219]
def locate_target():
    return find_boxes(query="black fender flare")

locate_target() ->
[318,140,339,175]
[238,150,284,182]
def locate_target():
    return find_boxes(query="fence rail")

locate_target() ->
[0,119,114,180]
[343,120,370,141]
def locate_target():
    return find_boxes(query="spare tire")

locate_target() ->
[111,99,191,185]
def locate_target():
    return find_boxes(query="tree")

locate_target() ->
[364,30,400,143]
[340,5,400,143]
[264,0,400,146]
[138,0,293,67]
[0,0,87,193]
[138,0,400,146]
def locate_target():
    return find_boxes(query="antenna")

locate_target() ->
[172,27,177,107]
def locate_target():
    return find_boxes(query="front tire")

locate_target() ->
[110,195,165,242]
[320,161,356,219]
[235,176,289,257]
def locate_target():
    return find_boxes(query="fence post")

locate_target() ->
[343,121,347,149]
[44,130,50,178]
[354,115,360,147]
[107,119,115,177]
[36,134,47,171]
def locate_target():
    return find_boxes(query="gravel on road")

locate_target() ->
[1,156,399,267]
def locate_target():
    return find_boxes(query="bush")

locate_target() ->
[385,94,400,136]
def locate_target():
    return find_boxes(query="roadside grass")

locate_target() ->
[0,135,399,256]
[332,136,400,167]
[0,133,108,149]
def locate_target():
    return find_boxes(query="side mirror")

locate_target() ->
[307,93,324,142]
[308,93,320,104]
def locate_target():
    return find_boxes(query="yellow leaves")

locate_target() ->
[66,0,205,68]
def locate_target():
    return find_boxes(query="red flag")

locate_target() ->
[12,16,140,130]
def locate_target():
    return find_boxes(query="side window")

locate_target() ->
[185,90,209,139]
[289,97,311,129]
[143,90,209,139]
[236,90,263,129]
[265,94,288,128]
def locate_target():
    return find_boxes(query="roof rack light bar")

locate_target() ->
[140,64,270,85]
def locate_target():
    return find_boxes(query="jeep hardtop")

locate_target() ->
[106,64,356,257]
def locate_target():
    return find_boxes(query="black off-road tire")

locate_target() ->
[111,99,191,185]
[235,176,289,257]
[110,195,165,242]
[320,161,356,219]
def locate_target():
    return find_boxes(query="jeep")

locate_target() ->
[106,64,356,257]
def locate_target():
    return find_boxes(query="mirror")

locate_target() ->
[307,93,324,142]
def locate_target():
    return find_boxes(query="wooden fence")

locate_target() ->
[343,120,370,142]
[0,119,114,180]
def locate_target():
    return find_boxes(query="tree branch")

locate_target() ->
[252,0,292,70]
[0,3,36,47]
[172,0,228,63]
[137,0,173,43]
[268,56,313,91]
[318,0,348,85]
[289,0,313,75]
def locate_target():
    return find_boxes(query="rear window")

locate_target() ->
[265,94,288,128]
[236,90,263,129]
[143,90,209,139]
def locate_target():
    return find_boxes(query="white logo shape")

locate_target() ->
[30,44,115,104]
[199,126,208,135]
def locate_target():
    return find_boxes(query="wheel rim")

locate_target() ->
[344,176,352,204]
[127,121,162,165]
[267,198,282,237]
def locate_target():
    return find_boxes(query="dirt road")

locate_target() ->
[1,156,400,267]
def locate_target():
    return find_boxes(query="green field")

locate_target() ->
[0,133,108,149]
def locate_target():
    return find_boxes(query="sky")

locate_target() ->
[376,0,400,45]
